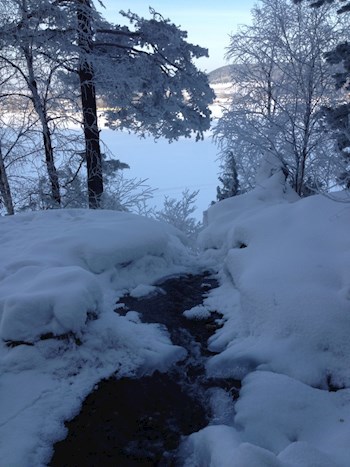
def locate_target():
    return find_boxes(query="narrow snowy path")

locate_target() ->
[50,272,240,466]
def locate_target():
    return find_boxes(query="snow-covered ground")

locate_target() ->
[1,161,350,466]
[0,210,196,466]
[183,166,350,466]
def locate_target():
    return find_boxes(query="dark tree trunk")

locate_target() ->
[0,145,14,215]
[77,0,103,209]
[42,118,61,206]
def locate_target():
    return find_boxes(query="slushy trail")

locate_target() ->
[50,272,240,467]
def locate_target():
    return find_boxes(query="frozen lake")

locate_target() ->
[100,127,220,220]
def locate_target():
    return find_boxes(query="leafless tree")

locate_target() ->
[215,0,347,195]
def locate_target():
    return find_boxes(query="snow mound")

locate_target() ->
[198,173,350,466]
[1,266,101,342]
[200,181,350,388]
[235,371,350,466]
[0,208,194,466]
[0,209,190,343]
[183,372,348,466]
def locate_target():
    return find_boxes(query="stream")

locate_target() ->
[50,272,240,466]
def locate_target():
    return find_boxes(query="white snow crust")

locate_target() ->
[184,170,350,466]
[0,209,194,466]
[129,284,165,298]
[183,304,212,320]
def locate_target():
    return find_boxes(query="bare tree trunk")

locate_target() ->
[0,144,14,215]
[77,0,103,209]
[23,47,61,207]
[297,91,313,196]
[295,147,307,195]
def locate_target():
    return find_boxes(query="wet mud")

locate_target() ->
[50,272,240,466]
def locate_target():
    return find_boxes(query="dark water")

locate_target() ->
[50,273,240,466]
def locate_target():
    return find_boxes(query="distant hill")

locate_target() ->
[208,65,236,84]
[208,63,286,85]
[208,64,259,84]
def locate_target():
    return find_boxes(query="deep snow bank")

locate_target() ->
[0,209,191,342]
[0,209,194,466]
[189,171,350,466]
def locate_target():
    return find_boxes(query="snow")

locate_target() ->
[234,371,350,465]
[2,163,350,466]
[179,425,283,467]
[183,168,350,466]
[183,304,212,320]
[201,178,350,388]
[180,373,347,466]
[129,284,165,298]
[0,208,193,466]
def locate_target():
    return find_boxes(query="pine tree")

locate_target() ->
[0,1,214,209]
[217,151,240,201]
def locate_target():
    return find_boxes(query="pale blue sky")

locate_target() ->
[98,0,256,71]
